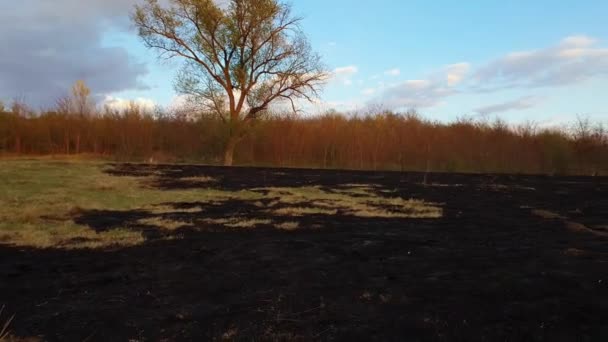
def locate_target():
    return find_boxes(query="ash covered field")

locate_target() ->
[1,160,607,341]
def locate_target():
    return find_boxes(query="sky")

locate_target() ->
[1,0,608,125]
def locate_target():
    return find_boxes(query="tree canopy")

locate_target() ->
[133,0,327,165]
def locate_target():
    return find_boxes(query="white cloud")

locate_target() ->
[333,65,358,76]
[384,68,401,76]
[373,79,455,109]
[404,80,431,89]
[445,63,470,86]
[560,35,596,48]
[167,94,192,110]
[474,96,543,115]
[367,35,608,112]
[332,65,358,86]
[474,35,608,89]
[301,98,364,114]
[317,35,608,116]
[102,96,156,112]
[361,88,376,96]
[368,65,464,110]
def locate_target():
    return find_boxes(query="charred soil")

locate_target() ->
[1,164,608,341]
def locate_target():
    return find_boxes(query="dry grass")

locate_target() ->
[202,218,231,225]
[136,217,188,230]
[531,209,566,220]
[200,218,272,228]
[483,184,536,192]
[0,221,145,250]
[275,222,300,231]
[225,219,272,228]
[259,186,442,219]
[179,176,218,183]
[147,205,203,215]
[426,183,465,188]
[274,207,339,216]
[341,183,378,188]
[565,221,608,237]
[0,160,442,249]
[565,221,589,233]
[531,208,608,238]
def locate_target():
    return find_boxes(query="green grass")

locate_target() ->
[0,159,262,249]
[0,159,442,249]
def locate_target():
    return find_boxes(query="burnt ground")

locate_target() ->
[1,164,608,341]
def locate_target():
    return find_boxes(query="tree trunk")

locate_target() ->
[76,132,81,154]
[15,135,21,154]
[65,133,70,155]
[223,135,239,166]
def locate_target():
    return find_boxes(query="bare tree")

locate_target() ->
[9,98,30,154]
[72,80,93,118]
[55,95,73,154]
[133,0,327,165]
[55,80,94,154]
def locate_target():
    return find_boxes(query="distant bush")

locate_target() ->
[0,103,606,175]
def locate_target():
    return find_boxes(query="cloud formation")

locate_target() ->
[0,0,148,107]
[369,35,607,112]
[384,68,401,76]
[474,96,542,115]
[361,88,376,96]
[445,63,470,86]
[373,80,455,109]
[102,96,156,112]
[332,65,358,86]
[368,64,469,110]
[474,35,608,90]
[333,66,358,76]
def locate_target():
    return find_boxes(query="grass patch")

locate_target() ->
[532,209,566,220]
[225,219,272,228]
[0,160,442,249]
[148,205,203,215]
[259,186,442,219]
[0,160,263,249]
[530,208,608,237]
[178,176,218,183]
[136,217,189,230]
[426,183,465,188]
[274,207,339,216]
[202,218,272,228]
[275,222,300,231]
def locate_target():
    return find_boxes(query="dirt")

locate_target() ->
[1,164,608,341]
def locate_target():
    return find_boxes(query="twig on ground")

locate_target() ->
[0,305,15,341]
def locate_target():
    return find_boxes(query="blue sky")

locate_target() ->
[3,0,608,125]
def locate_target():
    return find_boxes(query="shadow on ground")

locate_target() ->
[1,164,608,341]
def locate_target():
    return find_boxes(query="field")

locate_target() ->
[1,159,607,341]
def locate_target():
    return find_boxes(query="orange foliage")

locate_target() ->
[1,106,606,175]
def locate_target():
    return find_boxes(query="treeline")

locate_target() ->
[1,102,607,175]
